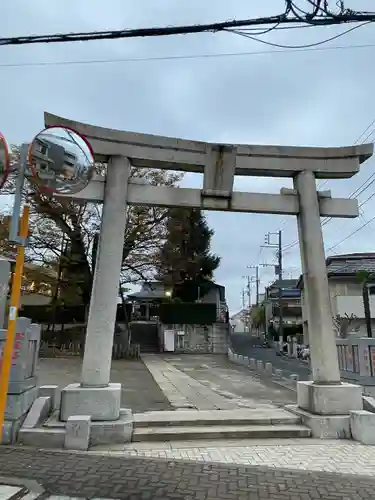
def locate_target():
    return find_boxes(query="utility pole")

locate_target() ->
[262,230,283,345]
[247,265,259,305]
[242,275,251,310]
[277,230,283,344]
[242,276,253,332]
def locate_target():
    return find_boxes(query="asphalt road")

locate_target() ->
[36,358,172,413]
[230,332,311,381]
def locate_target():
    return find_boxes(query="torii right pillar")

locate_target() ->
[292,170,363,438]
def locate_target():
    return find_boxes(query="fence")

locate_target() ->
[39,339,141,360]
[19,303,133,325]
[336,337,375,385]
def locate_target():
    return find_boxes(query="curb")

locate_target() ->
[0,477,44,500]
[227,347,302,392]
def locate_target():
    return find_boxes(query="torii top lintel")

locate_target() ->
[45,113,373,180]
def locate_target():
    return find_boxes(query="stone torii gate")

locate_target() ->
[44,112,372,436]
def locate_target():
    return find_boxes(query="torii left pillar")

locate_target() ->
[60,156,130,421]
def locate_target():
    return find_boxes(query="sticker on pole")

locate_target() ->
[9,306,17,321]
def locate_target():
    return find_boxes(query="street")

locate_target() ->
[230,332,311,381]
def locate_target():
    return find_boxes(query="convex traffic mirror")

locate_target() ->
[28,126,94,195]
[0,133,10,189]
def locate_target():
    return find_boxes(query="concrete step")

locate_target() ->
[139,347,159,353]
[132,424,311,442]
[133,409,301,428]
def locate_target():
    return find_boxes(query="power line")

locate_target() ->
[353,117,375,145]
[227,20,372,50]
[283,114,375,253]
[1,6,375,46]
[0,12,304,46]
[1,41,375,69]
[326,213,375,253]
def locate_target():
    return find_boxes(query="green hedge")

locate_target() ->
[159,302,217,325]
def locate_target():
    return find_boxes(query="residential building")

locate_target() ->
[30,137,78,181]
[298,252,375,343]
[230,309,248,332]
[127,280,229,353]
[264,279,302,332]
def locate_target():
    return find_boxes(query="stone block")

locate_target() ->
[274,368,283,378]
[60,383,121,421]
[285,404,351,439]
[65,415,91,451]
[38,385,61,410]
[350,410,375,445]
[8,377,37,395]
[1,420,21,445]
[265,362,273,375]
[22,396,51,429]
[362,395,375,413]
[297,381,363,415]
[290,374,299,381]
[256,360,264,371]
[18,428,66,448]
[249,358,257,369]
[242,356,250,365]
[90,409,133,446]
[5,386,38,420]
[296,381,310,409]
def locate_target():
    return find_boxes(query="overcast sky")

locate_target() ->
[2,0,375,313]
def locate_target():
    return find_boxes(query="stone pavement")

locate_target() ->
[36,358,171,413]
[94,437,375,476]
[0,482,116,500]
[142,354,296,410]
[1,446,375,499]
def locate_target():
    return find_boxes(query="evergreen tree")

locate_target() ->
[156,207,220,287]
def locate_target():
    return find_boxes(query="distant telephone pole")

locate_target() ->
[262,230,283,343]
[242,275,251,310]
[277,230,283,343]
[247,265,259,305]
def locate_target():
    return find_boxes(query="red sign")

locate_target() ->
[0,331,25,372]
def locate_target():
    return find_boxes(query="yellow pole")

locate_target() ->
[0,205,29,442]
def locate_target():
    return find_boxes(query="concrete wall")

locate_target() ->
[160,323,228,354]
[302,278,372,342]
[329,279,366,317]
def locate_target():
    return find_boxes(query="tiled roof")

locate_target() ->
[326,253,375,276]
[297,253,375,288]
[269,279,299,289]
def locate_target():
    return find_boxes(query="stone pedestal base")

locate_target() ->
[1,384,38,444]
[350,410,375,445]
[60,383,121,422]
[297,380,362,415]
[285,405,351,439]
[285,380,364,440]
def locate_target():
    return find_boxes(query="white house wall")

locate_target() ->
[336,295,375,319]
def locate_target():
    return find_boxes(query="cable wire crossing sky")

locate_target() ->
[1,0,375,312]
